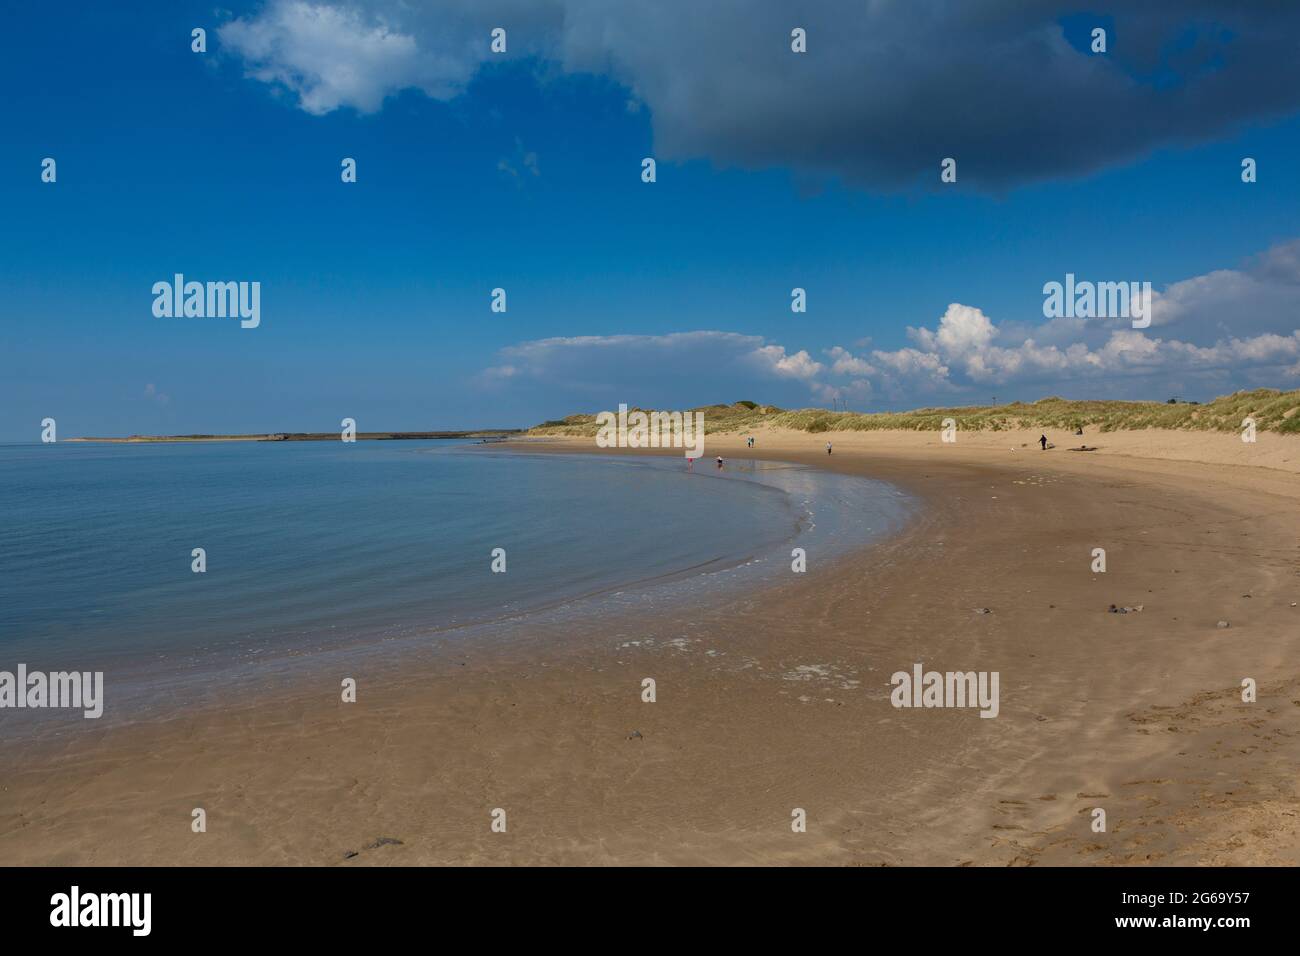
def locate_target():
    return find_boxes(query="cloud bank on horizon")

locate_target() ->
[215,0,1300,411]
[480,237,1300,408]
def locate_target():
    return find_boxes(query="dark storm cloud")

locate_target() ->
[558,0,1300,188]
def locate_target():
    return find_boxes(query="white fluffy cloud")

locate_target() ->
[747,344,822,380]
[822,253,1300,401]
[221,2,442,115]
[219,0,559,115]
[807,238,1300,402]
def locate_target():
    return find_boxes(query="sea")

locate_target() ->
[0,439,913,725]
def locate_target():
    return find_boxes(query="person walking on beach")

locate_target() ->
[1039,434,1048,450]
[716,456,724,468]
[826,441,833,455]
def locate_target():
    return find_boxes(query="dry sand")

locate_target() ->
[2,427,1298,866]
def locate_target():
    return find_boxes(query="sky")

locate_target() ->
[2,0,1299,440]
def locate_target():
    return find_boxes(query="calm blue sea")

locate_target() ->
[0,440,911,717]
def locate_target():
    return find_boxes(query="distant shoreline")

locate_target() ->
[66,430,523,444]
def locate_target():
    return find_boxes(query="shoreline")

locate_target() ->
[0,449,908,740]
[2,429,1298,865]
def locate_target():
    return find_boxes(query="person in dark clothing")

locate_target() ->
[1039,434,1048,450]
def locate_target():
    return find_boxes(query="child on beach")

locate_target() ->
[826,441,832,455]
[716,456,724,468]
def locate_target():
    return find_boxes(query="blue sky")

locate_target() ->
[2,1,1299,440]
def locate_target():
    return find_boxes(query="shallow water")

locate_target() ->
[0,440,912,722]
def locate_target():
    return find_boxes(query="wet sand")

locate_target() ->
[2,428,1298,865]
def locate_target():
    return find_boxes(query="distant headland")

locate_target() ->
[67,430,523,443]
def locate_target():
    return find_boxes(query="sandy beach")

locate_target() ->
[2,427,1298,866]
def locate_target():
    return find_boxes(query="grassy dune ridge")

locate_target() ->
[528,388,1300,437]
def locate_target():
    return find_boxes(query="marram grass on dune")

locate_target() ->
[527,389,1300,437]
